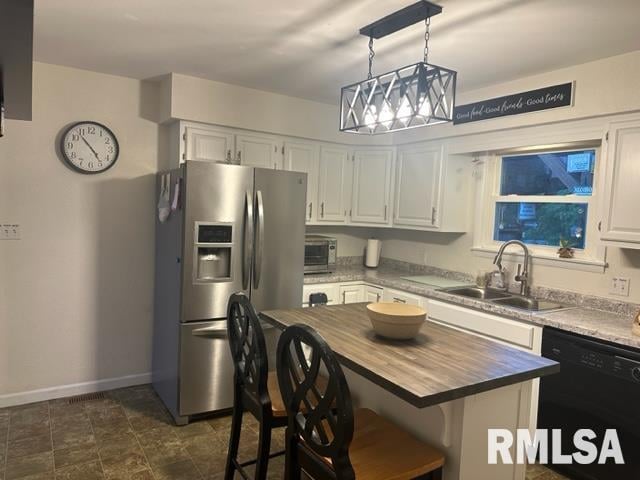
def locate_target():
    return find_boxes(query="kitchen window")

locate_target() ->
[473,145,606,271]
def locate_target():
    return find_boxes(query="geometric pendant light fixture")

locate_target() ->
[340,1,457,134]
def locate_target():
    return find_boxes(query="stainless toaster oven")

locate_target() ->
[304,235,337,274]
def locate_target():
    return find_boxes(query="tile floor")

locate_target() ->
[0,385,283,480]
[526,463,571,480]
[0,384,570,480]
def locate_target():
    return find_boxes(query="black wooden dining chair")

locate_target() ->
[224,292,287,480]
[276,324,445,480]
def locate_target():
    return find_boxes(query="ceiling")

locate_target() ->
[33,0,640,105]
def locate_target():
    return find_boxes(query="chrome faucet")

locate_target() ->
[493,240,531,296]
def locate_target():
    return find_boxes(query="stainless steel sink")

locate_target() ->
[491,296,565,312]
[442,286,511,300]
[440,286,567,312]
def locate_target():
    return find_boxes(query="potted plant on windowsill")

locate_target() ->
[557,238,575,259]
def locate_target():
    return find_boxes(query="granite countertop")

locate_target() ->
[262,303,559,408]
[303,265,640,350]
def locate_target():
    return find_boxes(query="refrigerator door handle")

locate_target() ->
[243,190,254,290]
[191,326,228,338]
[253,190,265,289]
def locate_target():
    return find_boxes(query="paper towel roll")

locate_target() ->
[365,239,382,268]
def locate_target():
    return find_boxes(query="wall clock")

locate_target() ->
[60,121,119,174]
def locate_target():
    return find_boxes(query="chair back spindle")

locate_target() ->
[277,324,355,480]
[227,292,270,413]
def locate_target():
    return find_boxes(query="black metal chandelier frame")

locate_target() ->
[340,1,457,135]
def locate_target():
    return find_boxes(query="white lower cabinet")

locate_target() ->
[338,285,365,304]
[382,288,422,306]
[365,285,383,303]
[302,284,339,307]
[426,299,542,432]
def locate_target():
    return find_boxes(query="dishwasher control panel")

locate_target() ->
[544,331,640,384]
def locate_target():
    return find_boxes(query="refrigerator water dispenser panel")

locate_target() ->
[194,223,233,282]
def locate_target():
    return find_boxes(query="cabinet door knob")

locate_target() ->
[431,207,437,224]
[321,202,325,218]
[309,202,313,220]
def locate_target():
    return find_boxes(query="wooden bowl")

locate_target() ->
[366,302,427,340]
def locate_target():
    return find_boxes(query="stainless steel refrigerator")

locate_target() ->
[152,161,306,424]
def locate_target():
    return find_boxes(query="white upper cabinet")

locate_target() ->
[393,144,469,232]
[317,146,352,223]
[601,119,640,247]
[236,134,282,169]
[350,149,394,225]
[284,141,320,224]
[183,125,234,163]
[394,144,442,228]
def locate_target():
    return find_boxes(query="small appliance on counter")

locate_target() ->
[304,235,337,274]
[365,238,382,268]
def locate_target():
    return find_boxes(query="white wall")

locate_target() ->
[0,63,159,401]
[372,51,640,304]
[373,229,640,304]
[394,50,640,145]
[162,73,391,146]
[306,226,375,259]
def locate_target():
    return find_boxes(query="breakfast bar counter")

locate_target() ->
[262,303,560,480]
[261,303,559,408]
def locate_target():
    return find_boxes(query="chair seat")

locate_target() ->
[267,371,288,417]
[267,372,331,418]
[321,408,445,480]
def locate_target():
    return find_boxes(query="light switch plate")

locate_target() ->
[1,224,20,240]
[610,277,630,297]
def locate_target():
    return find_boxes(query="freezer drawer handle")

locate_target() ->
[243,190,254,290]
[253,190,265,289]
[192,326,228,338]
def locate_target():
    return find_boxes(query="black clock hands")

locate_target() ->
[81,135,100,160]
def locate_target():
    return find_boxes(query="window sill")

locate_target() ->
[471,246,607,273]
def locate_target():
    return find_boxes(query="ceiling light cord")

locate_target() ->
[423,16,431,64]
[368,36,375,79]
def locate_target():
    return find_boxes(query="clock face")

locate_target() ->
[61,121,119,174]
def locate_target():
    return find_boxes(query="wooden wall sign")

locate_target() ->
[453,82,573,125]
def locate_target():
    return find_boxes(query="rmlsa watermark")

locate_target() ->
[488,429,625,465]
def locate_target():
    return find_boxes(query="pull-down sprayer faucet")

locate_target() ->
[493,240,531,296]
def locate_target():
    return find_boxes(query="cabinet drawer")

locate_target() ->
[302,284,339,306]
[382,288,421,306]
[427,300,535,350]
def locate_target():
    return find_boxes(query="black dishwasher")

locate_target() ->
[538,327,640,479]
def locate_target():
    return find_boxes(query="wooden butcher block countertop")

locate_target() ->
[261,303,559,408]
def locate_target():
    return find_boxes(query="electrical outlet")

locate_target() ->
[0,224,20,240]
[610,277,630,297]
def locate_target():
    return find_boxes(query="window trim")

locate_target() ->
[472,145,607,273]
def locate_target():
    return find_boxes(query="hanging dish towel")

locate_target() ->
[157,173,171,223]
